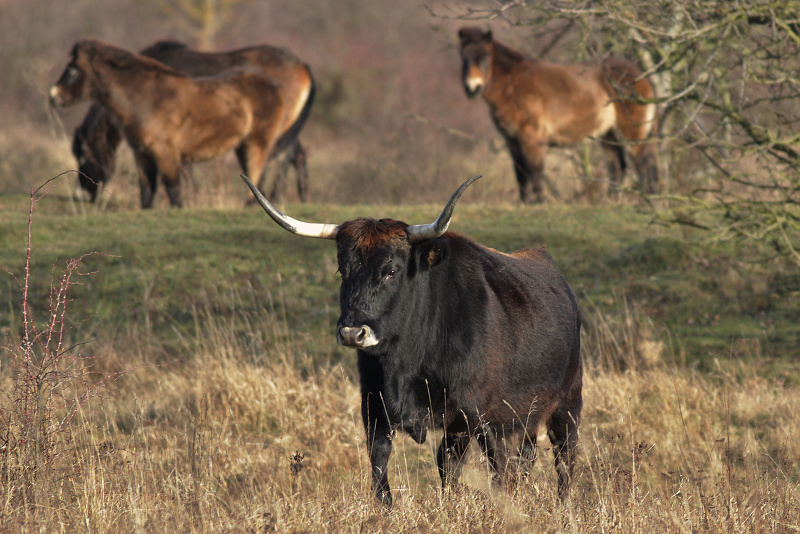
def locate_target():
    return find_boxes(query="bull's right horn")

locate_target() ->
[242,174,339,240]
[406,175,482,242]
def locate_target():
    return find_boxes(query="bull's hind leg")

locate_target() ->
[516,430,537,482]
[477,427,533,489]
[437,428,471,491]
[547,397,582,501]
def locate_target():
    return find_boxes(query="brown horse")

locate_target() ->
[71,40,314,204]
[51,39,290,208]
[458,27,659,203]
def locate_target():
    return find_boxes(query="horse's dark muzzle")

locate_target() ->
[463,84,482,99]
[49,87,65,107]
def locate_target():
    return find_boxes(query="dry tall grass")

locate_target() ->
[2,255,798,532]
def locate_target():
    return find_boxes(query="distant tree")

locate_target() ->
[455,0,800,264]
[156,0,251,49]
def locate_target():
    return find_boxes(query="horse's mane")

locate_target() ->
[491,38,537,72]
[76,39,186,78]
[139,40,189,57]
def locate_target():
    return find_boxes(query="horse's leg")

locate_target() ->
[630,143,660,194]
[236,142,270,205]
[292,141,309,203]
[134,152,159,209]
[268,153,288,203]
[436,427,471,491]
[156,154,183,208]
[601,130,628,197]
[511,136,548,204]
[506,137,536,204]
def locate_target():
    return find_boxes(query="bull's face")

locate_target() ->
[50,43,93,107]
[242,173,481,350]
[335,221,451,351]
[335,219,412,349]
[459,27,494,99]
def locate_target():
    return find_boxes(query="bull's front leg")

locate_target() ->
[362,389,393,505]
[358,353,394,505]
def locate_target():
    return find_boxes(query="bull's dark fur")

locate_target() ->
[335,218,583,505]
[69,40,314,203]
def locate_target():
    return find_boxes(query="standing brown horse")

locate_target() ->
[72,41,315,202]
[458,27,659,203]
[51,39,290,208]
[71,40,314,204]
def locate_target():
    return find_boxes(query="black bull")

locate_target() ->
[243,174,583,505]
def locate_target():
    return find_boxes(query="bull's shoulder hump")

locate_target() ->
[482,245,557,269]
[509,246,557,268]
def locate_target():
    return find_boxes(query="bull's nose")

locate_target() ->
[337,325,379,348]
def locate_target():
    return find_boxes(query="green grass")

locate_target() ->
[1,189,798,379]
[2,187,799,532]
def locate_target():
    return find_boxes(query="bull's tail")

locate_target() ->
[273,66,316,157]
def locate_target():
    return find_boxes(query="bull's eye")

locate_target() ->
[384,269,396,281]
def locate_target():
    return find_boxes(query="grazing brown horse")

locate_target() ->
[70,40,314,204]
[71,40,314,204]
[50,39,290,208]
[458,27,659,203]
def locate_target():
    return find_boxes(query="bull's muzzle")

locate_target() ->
[337,325,379,348]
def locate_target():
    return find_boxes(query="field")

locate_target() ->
[1,0,799,531]
[1,181,798,532]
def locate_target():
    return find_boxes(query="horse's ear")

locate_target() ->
[483,30,493,42]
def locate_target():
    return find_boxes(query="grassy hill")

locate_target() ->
[1,181,797,531]
[2,183,797,376]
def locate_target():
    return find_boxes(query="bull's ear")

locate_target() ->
[416,239,450,271]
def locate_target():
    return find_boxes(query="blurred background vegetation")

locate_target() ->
[1,2,799,529]
[2,0,797,262]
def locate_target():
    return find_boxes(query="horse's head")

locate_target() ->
[458,27,494,98]
[50,40,103,107]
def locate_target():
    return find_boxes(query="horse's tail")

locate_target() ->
[272,65,316,157]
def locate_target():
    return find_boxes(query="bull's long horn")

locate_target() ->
[406,175,482,242]
[242,174,338,239]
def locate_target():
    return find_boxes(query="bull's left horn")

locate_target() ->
[242,174,338,239]
[406,175,482,242]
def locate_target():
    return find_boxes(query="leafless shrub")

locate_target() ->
[0,175,125,518]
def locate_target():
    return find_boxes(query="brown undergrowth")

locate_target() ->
[1,185,797,533]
